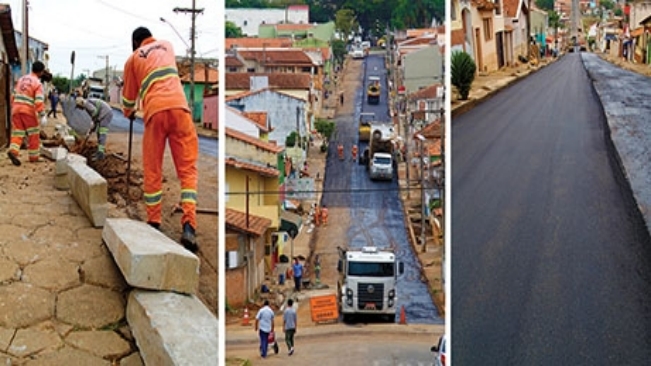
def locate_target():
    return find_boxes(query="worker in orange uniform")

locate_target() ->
[122,27,199,252]
[7,61,47,166]
[321,204,329,225]
[337,143,344,160]
[314,203,321,226]
[352,144,358,162]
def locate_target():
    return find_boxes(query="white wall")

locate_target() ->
[225,8,309,37]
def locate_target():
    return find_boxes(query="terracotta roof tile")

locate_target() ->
[225,73,312,90]
[275,23,313,31]
[242,112,268,131]
[503,0,521,18]
[225,208,272,237]
[406,28,442,38]
[237,49,314,65]
[225,87,304,102]
[409,84,443,100]
[226,157,280,177]
[414,120,442,139]
[226,38,293,49]
[226,55,244,67]
[179,63,218,83]
[225,127,284,153]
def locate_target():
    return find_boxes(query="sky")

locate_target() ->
[7,0,222,77]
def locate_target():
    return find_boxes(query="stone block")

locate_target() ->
[102,218,199,294]
[55,153,87,190]
[67,161,107,227]
[40,146,67,161]
[127,290,218,366]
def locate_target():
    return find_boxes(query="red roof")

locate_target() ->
[414,120,442,139]
[242,112,269,131]
[225,208,272,237]
[237,49,314,66]
[225,157,280,177]
[179,63,218,83]
[503,0,522,18]
[225,55,244,67]
[226,38,293,49]
[225,87,304,102]
[276,23,313,31]
[226,73,311,90]
[225,127,284,153]
[409,84,443,100]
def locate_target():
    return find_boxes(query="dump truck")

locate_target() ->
[337,246,404,322]
[360,123,397,180]
[82,77,105,100]
[358,112,375,142]
[367,76,380,104]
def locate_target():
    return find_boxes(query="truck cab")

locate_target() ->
[337,246,404,322]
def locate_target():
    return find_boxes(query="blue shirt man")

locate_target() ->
[292,259,304,292]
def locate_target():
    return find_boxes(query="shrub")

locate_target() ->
[451,51,477,100]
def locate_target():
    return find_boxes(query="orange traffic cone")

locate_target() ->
[399,305,407,325]
[242,307,250,326]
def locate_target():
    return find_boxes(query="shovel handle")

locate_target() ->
[126,114,135,196]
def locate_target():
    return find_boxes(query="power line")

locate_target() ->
[94,0,159,24]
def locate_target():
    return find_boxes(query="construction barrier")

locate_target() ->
[309,294,339,324]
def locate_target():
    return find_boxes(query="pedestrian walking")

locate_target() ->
[352,144,358,162]
[47,89,59,118]
[321,204,329,225]
[292,258,304,292]
[337,143,344,160]
[7,61,47,166]
[122,27,199,252]
[254,300,275,359]
[314,203,321,226]
[339,92,344,105]
[283,299,297,356]
[75,97,113,160]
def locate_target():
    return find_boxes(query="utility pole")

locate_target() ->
[98,55,109,100]
[21,0,28,75]
[174,1,204,123]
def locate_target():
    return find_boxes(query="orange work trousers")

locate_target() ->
[142,108,199,229]
[9,113,40,162]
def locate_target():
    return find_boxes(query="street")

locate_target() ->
[226,328,439,365]
[324,54,440,324]
[452,52,651,364]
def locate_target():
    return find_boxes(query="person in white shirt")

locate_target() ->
[255,300,275,358]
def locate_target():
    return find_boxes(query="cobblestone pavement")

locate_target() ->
[0,109,221,365]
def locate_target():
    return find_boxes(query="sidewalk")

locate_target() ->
[0,114,142,364]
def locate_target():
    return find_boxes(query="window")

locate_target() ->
[451,1,457,20]
[483,18,493,41]
[247,68,255,73]
[301,67,311,73]
[495,0,501,15]
[228,67,238,72]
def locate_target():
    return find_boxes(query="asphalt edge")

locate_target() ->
[580,53,651,238]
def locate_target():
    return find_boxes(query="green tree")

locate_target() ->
[286,131,299,147]
[315,119,336,141]
[331,39,347,64]
[51,75,70,95]
[451,51,476,100]
[601,0,615,10]
[335,8,357,41]
[614,7,623,16]
[226,21,244,38]
[535,0,554,11]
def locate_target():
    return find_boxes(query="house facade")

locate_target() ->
[401,45,444,93]
[225,5,309,37]
[0,5,20,147]
[226,89,310,146]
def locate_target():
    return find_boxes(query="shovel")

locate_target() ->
[126,113,135,200]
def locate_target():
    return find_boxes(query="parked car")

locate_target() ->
[431,334,447,366]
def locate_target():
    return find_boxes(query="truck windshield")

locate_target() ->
[348,262,394,277]
[373,156,392,165]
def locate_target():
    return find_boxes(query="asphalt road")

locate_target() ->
[323,54,441,324]
[452,53,651,364]
[226,331,438,365]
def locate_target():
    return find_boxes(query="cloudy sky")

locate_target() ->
[6,0,222,76]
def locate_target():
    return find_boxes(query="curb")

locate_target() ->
[451,57,562,119]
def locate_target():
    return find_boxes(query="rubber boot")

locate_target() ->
[181,222,198,253]
[7,151,21,166]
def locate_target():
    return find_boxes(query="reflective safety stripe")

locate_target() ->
[144,190,163,206]
[97,144,105,153]
[99,127,109,134]
[180,189,197,204]
[11,130,25,137]
[139,67,178,101]
[9,143,20,151]
[122,97,136,109]
[14,94,35,105]
[28,149,40,156]
[26,127,39,135]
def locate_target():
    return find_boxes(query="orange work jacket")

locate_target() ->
[11,73,44,116]
[122,37,189,122]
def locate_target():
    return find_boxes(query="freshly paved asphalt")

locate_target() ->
[322,54,441,324]
[452,53,651,364]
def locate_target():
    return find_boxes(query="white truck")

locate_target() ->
[360,123,397,180]
[337,246,404,322]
